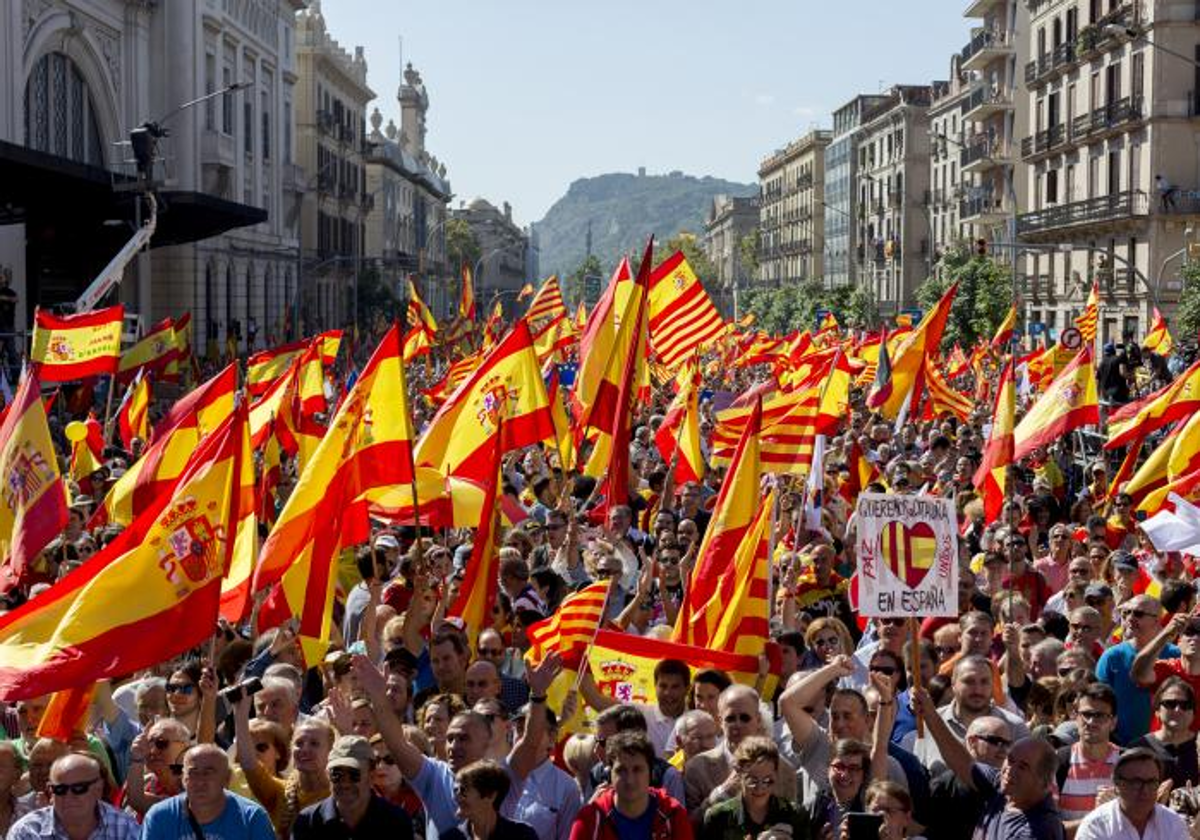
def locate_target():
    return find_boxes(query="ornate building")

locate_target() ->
[703,193,759,315]
[758,130,830,286]
[823,95,890,287]
[450,197,528,311]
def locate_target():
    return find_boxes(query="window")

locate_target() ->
[1108,150,1121,194]
[261,92,270,159]
[1046,169,1059,204]
[283,100,292,163]
[22,52,105,167]
[244,99,253,155]
[205,52,216,130]
[222,56,235,134]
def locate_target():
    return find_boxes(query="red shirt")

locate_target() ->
[1001,568,1052,618]
[1145,659,1200,732]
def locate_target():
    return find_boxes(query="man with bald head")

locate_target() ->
[9,751,139,839]
[142,744,274,839]
[464,660,502,707]
[912,688,1064,840]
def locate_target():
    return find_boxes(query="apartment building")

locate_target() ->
[703,194,759,314]
[451,198,528,308]
[824,95,890,286]
[929,71,973,259]
[1018,0,1200,341]
[856,86,936,315]
[758,129,831,286]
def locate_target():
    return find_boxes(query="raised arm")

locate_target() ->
[1133,612,1187,687]
[779,655,855,747]
[910,687,975,789]
[353,654,427,780]
[869,672,896,782]
[508,652,563,780]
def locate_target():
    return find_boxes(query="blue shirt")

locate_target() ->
[412,755,524,840]
[1097,640,1179,745]
[611,798,655,840]
[141,791,275,840]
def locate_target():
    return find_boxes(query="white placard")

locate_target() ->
[855,492,959,618]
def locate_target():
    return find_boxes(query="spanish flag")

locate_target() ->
[1013,347,1099,461]
[571,258,631,429]
[0,370,68,591]
[1106,358,1200,450]
[116,372,151,450]
[31,306,123,382]
[1126,426,1178,511]
[446,421,502,647]
[654,359,705,485]
[459,264,476,322]
[1143,307,1174,358]
[415,320,554,483]
[545,363,576,473]
[991,305,1017,351]
[973,361,1015,522]
[865,329,894,409]
[0,405,249,700]
[116,317,178,384]
[67,414,105,483]
[402,325,434,364]
[246,331,341,397]
[1075,280,1099,343]
[875,282,958,420]
[647,251,725,369]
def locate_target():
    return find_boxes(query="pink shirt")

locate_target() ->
[1034,555,1070,593]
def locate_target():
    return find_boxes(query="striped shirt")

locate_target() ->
[1058,743,1119,820]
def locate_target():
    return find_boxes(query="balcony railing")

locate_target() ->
[1021,123,1067,160]
[1016,190,1149,235]
[1070,95,1144,141]
[960,193,1005,219]
[1024,41,1076,87]
[1161,189,1200,216]
[961,28,1012,64]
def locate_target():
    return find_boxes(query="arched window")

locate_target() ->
[23,52,106,167]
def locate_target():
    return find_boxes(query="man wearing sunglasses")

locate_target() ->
[923,717,1014,840]
[142,744,274,840]
[9,752,139,840]
[1133,610,1200,733]
[291,736,414,839]
[1097,594,1175,745]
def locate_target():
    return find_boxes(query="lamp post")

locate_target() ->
[474,244,518,311]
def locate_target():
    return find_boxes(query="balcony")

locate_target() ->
[200,128,236,170]
[1016,190,1149,237]
[316,110,335,136]
[888,189,904,208]
[959,192,1008,224]
[1021,123,1067,161]
[960,139,1012,174]
[1069,95,1144,142]
[1024,41,1076,88]
[962,84,1015,120]
[282,162,304,192]
[1160,189,1200,217]
[964,0,1002,17]
[961,28,1014,72]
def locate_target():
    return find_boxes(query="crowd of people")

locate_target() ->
[5,314,1200,840]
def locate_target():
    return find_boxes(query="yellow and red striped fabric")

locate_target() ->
[116,317,179,384]
[525,581,610,670]
[459,264,476,322]
[973,362,1015,521]
[712,388,820,476]
[647,251,725,369]
[923,356,973,422]
[0,404,250,700]
[1075,280,1099,342]
[446,422,503,648]
[117,373,151,450]
[31,306,123,382]
[654,359,705,484]
[246,331,341,397]
[407,277,438,335]
[880,519,939,588]
[1143,307,1173,357]
[990,305,1016,351]
[1106,358,1200,450]
[1013,347,1099,461]
[526,276,567,328]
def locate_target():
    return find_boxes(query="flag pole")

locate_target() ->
[102,373,118,444]
[908,616,923,738]
[397,314,425,575]
[767,483,779,620]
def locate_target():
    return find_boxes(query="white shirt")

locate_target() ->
[512,759,583,840]
[636,702,678,757]
[1076,799,1190,840]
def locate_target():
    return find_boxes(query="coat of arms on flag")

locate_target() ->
[855,492,958,618]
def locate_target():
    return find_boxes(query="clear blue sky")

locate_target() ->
[320,0,971,226]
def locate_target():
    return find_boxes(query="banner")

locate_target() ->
[854,492,958,618]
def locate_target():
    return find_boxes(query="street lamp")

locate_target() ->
[1103,24,1200,70]
[474,244,518,307]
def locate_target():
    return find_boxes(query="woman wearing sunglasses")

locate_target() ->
[700,736,810,840]
[1127,677,1199,790]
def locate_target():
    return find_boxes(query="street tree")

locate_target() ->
[739,230,761,279]
[660,230,717,285]
[445,217,480,275]
[1177,262,1200,346]
[916,246,1013,350]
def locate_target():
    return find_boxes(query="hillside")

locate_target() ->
[535,170,757,278]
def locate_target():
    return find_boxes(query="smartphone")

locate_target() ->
[845,812,884,840]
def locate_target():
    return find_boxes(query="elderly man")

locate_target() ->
[126,717,190,817]
[904,655,1028,773]
[9,752,139,840]
[142,744,274,839]
[922,716,1014,840]
[464,660,503,708]
[911,688,1064,840]
[670,710,719,768]
[476,628,529,710]
[1067,605,1106,659]
[292,736,413,838]
[683,684,797,817]
[1098,594,1177,745]
[1076,748,1190,840]
[253,675,301,731]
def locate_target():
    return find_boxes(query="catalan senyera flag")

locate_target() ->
[407,277,438,335]
[1106,358,1200,450]
[31,306,124,382]
[674,397,761,646]
[654,360,705,485]
[525,580,610,670]
[255,326,414,663]
[973,361,1015,522]
[446,423,502,648]
[682,488,773,655]
[0,370,68,592]
[459,264,476,322]
[90,365,237,528]
[526,276,568,327]
[712,388,819,476]
[647,251,725,369]
[517,283,535,302]
[1143,307,1173,357]
[416,320,554,483]
[875,282,958,419]
[1013,347,1099,461]
[116,317,178,384]
[531,315,576,365]
[924,355,973,423]
[68,414,105,483]
[117,372,151,451]
[991,305,1016,351]
[590,630,779,709]
[0,405,249,700]
[1075,280,1099,343]
[246,331,341,397]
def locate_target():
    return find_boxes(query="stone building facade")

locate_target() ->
[703,193,758,315]
[758,130,830,286]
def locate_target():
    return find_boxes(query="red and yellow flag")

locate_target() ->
[875,283,958,419]
[654,360,705,485]
[117,373,151,451]
[0,370,68,591]
[446,422,503,648]
[415,320,554,483]
[545,364,576,473]
[116,317,178,384]
[526,276,567,327]
[1075,280,1099,343]
[1013,348,1099,460]
[924,355,973,422]
[407,277,438,335]
[246,331,341,397]
[459,264,476,322]
[1106,358,1200,450]
[31,306,123,381]
[67,414,105,483]
[0,405,249,700]
[1143,307,1173,357]
[525,581,610,670]
[647,251,725,369]
[991,305,1016,351]
[973,361,1015,522]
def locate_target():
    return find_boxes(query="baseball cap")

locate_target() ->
[1111,551,1138,572]
[327,735,373,772]
[1085,583,1114,601]
[374,534,400,551]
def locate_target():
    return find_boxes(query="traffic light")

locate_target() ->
[975,238,988,257]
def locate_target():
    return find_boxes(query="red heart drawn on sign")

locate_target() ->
[878,520,938,589]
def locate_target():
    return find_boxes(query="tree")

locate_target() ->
[565,253,603,307]
[739,280,880,335]
[445,217,480,276]
[916,246,1013,350]
[1177,262,1200,345]
[356,264,397,329]
[739,229,761,280]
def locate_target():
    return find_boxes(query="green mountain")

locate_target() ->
[535,170,757,279]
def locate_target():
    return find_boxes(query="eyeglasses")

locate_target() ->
[1115,776,1161,792]
[869,665,898,677]
[150,738,177,752]
[1160,699,1195,712]
[1077,710,1111,722]
[165,683,195,695]
[813,637,840,649]
[48,778,99,796]
[1124,609,1156,621]
[879,618,906,627]
[973,734,1011,748]
[723,713,754,725]
[330,768,363,783]
[742,775,775,790]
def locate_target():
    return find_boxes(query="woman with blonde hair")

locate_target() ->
[805,617,856,665]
